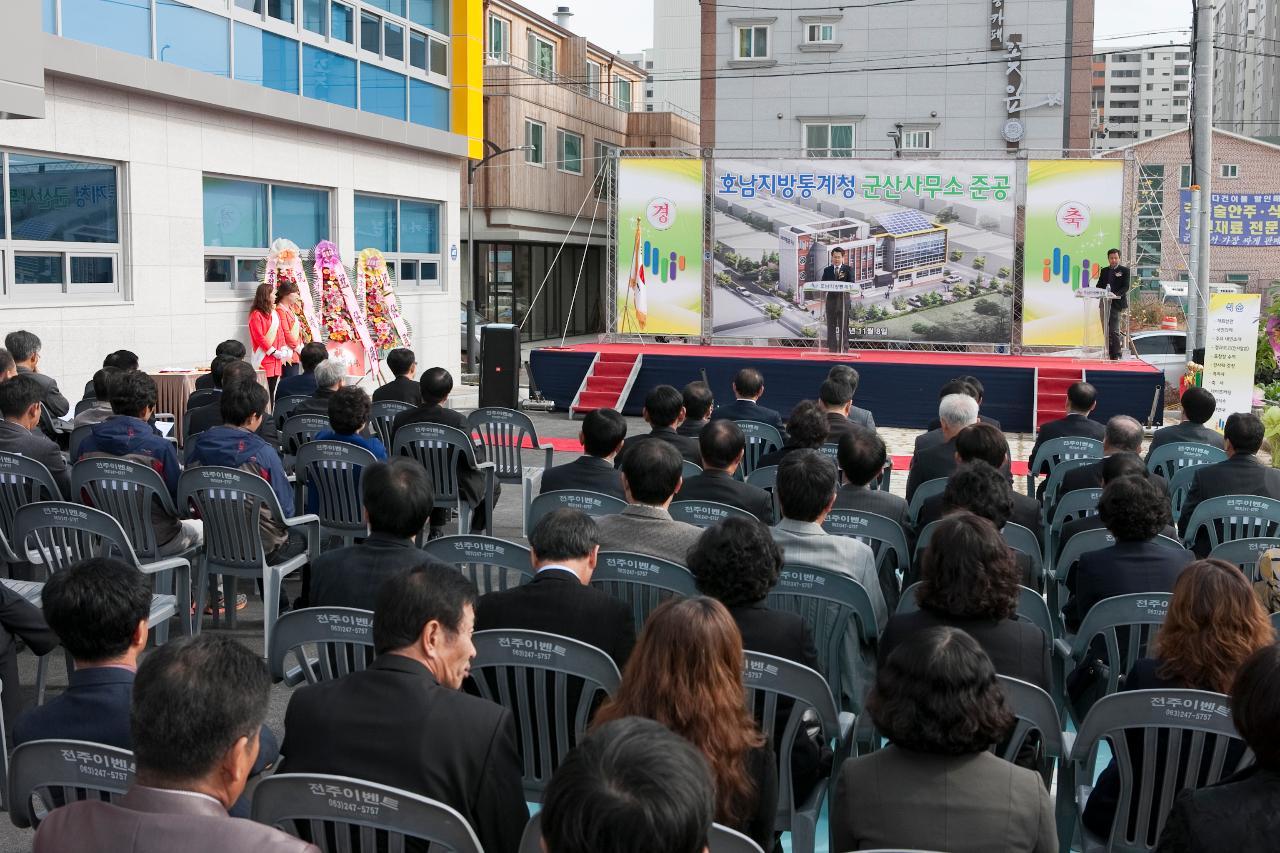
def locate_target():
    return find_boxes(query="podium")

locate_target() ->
[1074,288,1118,359]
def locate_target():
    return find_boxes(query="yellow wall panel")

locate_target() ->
[451,0,483,159]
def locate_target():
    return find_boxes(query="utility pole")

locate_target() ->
[1188,0,1215,353]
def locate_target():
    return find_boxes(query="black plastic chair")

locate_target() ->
[1063,592,1173,725]
[273,394,312,434]
[1146,441,1227,481]
[592,551,697,634]
[294,440,379,547]
[185,388,221,412]
[368,400,414,450]
[281,413,331,461]
[71,457,197,562]
[0,451,63,566]
[668,499,755,528]
[392,423,496,536]
[268,606,375,687]
[1026,435,1103,495]
[8,739,135,830]
[422,535,534,595]
[466,407,554,485]
[734,420,783,481]
[525,489,626,533]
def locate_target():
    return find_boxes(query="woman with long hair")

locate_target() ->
[274,281,303,380]
[1083,558,1275,841]
[248,281,291,399]
[593,596,778,849]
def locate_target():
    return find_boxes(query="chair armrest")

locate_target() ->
[140,557,194,635]
[137,556,191,577]
[475,460,496,471]
[283,514,321,561]
[1053,638,1073,660]
[539,444,554,472]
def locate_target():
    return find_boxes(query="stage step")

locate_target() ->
[1033,366,1087,431]
[569,353,644,418]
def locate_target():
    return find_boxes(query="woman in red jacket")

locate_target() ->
[275,281,304,381]
[248,282,292,398]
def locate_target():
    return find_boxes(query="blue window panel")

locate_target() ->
[364,0,405,16]
[268,0,294,24]
[408,78,448,130]
[61,0,151,58]
[202,177,268,248]
[331,1,353,42]
[354,194,397,253]
[42,0,55,33]
[408,0,445,31]
[303,45,357,108]
[360,63,406,120]
[234,23,299,95]
[302,0,325,34]
[157,1,230,78]
[271,185,329,249]
[400,200,439,254]
[9,155,119,243]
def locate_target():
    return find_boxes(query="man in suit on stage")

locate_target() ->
[710,368,785,434]
[540,408,627,500]
[821,247,853,352]
[1095,248,1130,360]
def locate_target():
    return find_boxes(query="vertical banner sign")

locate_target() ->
[614,159,705,337]
[1203,292,1262,430]
[1021,160,1124,347]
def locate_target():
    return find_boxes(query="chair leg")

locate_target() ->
[226,576,238,630]
[34,654,49,706]
[458,503,471,535]
[790,813,816,853]
[152,614,169,646]
[262,568,280,659]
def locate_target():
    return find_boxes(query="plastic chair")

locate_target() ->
[1181,494,1280,552]
[896,582,1055,640]
[1041,457,1098,520]
[912,519,940,563]
[745,465,779,523]
[14,501,192,642]
[185,388,221,411]
[526,489,626,532]
[0,451,63,565]
[517,815,766,853]
[71,457,197,562]
[1272,610,1280,631]
[280,413,331,460]
[67,425,95,462]
[273,394,311,433]
[293,440,379,547]
[1003,522,1045,590]
[742,652,853,853]
[73,398,96,416]
[177,466,318,655]
[681,459,703,479]
[668,499,755,529]
[1064,592,1173,724]
[871,458,893,492]
[8,739,136,829]
[734,420,783,480]
[822,508,910,584]
[1026,435,1104,495]
[268,606,375,687]
[467,407,554,487]
[1167,465,1199,521]
[768,563,880,714]
[252,773,484,853]
[392,422,496,537]
[1146,441,1227,481]
[423,535,534,594]
[1208,536,1280,582]
[1044,487,1103,567]
[592,551,697,634]
[1062,689,1249,852]
[906,477,947,526]
[470,629,621,801]
[367,400,414,450]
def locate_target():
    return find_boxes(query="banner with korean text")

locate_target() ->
[1021,160,1125,347]
[1179,191,1280,247]
[711,159,1016,345]
[614,158,704,337]
[1203,292,1262,430]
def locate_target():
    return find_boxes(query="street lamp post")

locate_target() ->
[466,142,533,372]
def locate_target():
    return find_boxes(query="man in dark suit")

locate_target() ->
[828,365,875,430]
[917,377,1001,452]
[5,329,69,420]
[1095,248,1130,360]
[81,350,138,402]
[675,419,773,523]
[1146,386,1225,461]
[821,246,853,352]
[475,509,634,667]
[539,408,626,500]
[185,360,279,444]
[819,378,856,444]
[905,391,978,502]
[709,367,785,433]
[310,459,442,610]
[1030,381,1105,475]
[595,440,704,566]
[275,342,328,399]
[194,340,246,391]
[834,425,911,542]
[917,422,1039,544]
[677,380,713,443]
[0,374,70,497]
[372,347,424,408]
[280,563,529,853]
[392,367,499,538]
[1178,412,1280,556]
[289,358,343,417]
[614,384,700,468]
[1058,415,1153,496]
[1056,452,1177,566]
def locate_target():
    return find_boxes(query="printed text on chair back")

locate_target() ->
[423,535,534,595]
[71,457,178,560]
[669,499,754,529]
[281,414,331,458]
[295,441,377,535]
[8,739,135,829]
[734,421,783,479]
[1183,494,1280,551]
[268,607,375,686]
[591,551,696,633]
[467,408,543,482]
[526,490,626,531]
[1146,442,1227,481]
[367,400,413,450]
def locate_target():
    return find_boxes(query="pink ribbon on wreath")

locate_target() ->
[267,240,323,341]
[314,241,375,359]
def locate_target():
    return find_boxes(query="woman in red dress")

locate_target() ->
[248,282,291,399]
[275,281,304,381]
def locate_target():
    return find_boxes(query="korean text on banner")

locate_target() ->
[614,159,704,337]
[1203,293,1261,430]
[1179,191,1280,247]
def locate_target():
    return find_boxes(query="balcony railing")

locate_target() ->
[485,51,634,112]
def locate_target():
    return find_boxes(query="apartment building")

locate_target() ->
[466,0,696,342]
[1091,45,1192,152]
[1214,0,1280,143]
[649,0,700,120]
[618,50,653,113]
[0,0,482,393]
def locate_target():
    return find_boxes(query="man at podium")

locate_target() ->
[822,247,852,352]
[1094,248,1129,360]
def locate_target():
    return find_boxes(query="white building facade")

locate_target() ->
[1091,45,1192,152]
[650,0,699,120]
[1214,0,1280,143]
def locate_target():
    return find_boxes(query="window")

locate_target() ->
[428,37,447,75]
[1180,165,1192,188]
[60,0,151,58]
[157,1,230,78]
[203,176,330,296]
[586,60,603,97]
[736,25,770,59]
[528,32,555,78]
[407,0,444,30]
[524,120,545,165]
[488,14,509,59]
[593,140,618,199]
[557,130,583,174]
[303,44,357,108]
[363,0,403,16]
[361,62,406,120]
[1146,68,1155,75]
[901,130,933,150]
[802,122,854,157]
[360,10,381,54]
[354,193,443,290]
[332,2,353,42]
[384,21,404,61]
[234,24,299,94]
[805,23,834,43]
[1221,164,1239,178]
[408,78,448,128]
[409,30,427,70]
[614,77,633,112]
[303,0,324,33]
[1225,273,1250,286]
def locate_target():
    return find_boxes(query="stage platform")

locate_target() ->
[528,342,1166,434]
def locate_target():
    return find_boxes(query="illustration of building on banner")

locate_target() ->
[779,219,876,303]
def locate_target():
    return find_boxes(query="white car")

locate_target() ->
[1131,330,1188,388]
[942,274,963,284]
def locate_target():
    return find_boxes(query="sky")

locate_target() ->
[518,0,1193,56]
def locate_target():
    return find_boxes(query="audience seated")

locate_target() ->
[539,408,626,500]
[275,342,328,399]
[314,386,387,459]
[1056,452,1177,564]
[289,358,344,417]
[834,426,911,539]
[0,347,15,383]
[594,439,702,565]
[309,459,440,610]
[280,563,528,853]
[1156,642,1280,852]
[594,597,778,850]
[73,367,122,429]
[185,360,278,443]
[32,634,317,853]
[756,399,829,468]
[833,626,1055,853]
[906,392,979,502]
[677,380,713,442]
[675,419,773,523]
[371,347,423,407]
[78,370,203,556]
[193,340,246,390]
[0,579,56,735]
[1178,412,1280,556]
[1146,386,1224,459]
[926,461,1037,587]
[539,716,715,853]
[475,508,634,667]
[709,367,785,433]
[828,364,875,430]
[1058,415,1154,497]
[185,354,233,410]
[819,378,856,443]
[1082,559,1272,841]
[81,350,139,402]
[1028,381,1105,474]
[917,422,1034,536]
[392,367,499,538]
[6,329,69,419]
[920,376,1000,447]
[1064,474,1195,633]
[614,384,700,468]
[0,374,71,497]
[883,513,1051,693]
